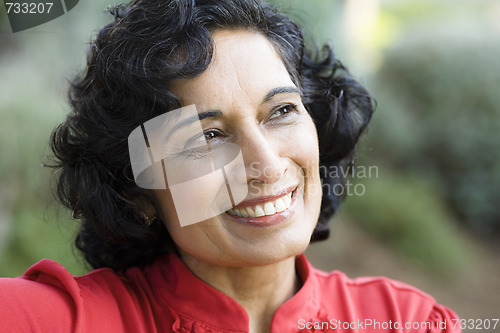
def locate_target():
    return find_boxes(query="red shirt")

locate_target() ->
[0,253,460,332]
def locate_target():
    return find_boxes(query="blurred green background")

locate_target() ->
[1,0,499,320]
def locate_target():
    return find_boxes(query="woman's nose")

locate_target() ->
[239,129,287,185]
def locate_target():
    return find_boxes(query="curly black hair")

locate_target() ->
[50,0,374,272]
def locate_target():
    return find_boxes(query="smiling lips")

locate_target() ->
[224,185,298,227]
[227,191,292,217]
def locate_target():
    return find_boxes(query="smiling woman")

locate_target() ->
[0,0,460,332]
[159,30,323,270]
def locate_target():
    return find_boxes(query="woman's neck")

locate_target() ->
[179,252,300,333]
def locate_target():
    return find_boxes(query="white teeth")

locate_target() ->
[255,205,265,217]
[226,190,294,217]
[283,192,292,208]
[246,207,256,217]
[274,198,286,212]
[264,202,276,215]
[241,208,250,218]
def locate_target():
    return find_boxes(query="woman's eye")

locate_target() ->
[183,129,223,151]
[204,130,220,141]
[185,129,221,146]
[269,104,298,120]
[179,130,223,159]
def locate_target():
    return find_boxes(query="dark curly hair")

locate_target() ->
[50,0,374,272]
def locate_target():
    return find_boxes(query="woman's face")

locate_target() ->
[153,29,322,267]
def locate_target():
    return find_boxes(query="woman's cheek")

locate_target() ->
[283,120,319,167]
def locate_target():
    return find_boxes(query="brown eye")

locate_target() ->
[204,129,222,141]
[183,129,222,151]
[269,104,298,120]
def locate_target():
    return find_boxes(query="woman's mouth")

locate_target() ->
[225,187,298,227]
[227,191,292,217]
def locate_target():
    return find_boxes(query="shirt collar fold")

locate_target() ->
[147,253,317,332]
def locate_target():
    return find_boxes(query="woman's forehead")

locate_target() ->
[170,29,296,107]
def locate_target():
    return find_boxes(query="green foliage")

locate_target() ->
[0,0,116,277]
[370,21,500,235]
[343,173,473,275]
[268,0,345,51]
[0,68,88,277]
[0,197,87,277]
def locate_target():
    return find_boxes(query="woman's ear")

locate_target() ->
[125,191,158,226]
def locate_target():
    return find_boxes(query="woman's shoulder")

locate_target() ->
[0,259,150,332]
[0,258,126,299]
[299,255,437,305]
[314,266,437,303]
[296,256,461,332]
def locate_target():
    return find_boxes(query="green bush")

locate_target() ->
[0,197,86,277]
[370,22,500,235]
[343,173,473,275]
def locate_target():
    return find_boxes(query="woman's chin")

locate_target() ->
[221,223,314,267]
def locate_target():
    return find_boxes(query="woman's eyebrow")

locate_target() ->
[170,110,223,133]
[263,86,301,102]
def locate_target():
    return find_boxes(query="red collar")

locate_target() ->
[146,253,316,332]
